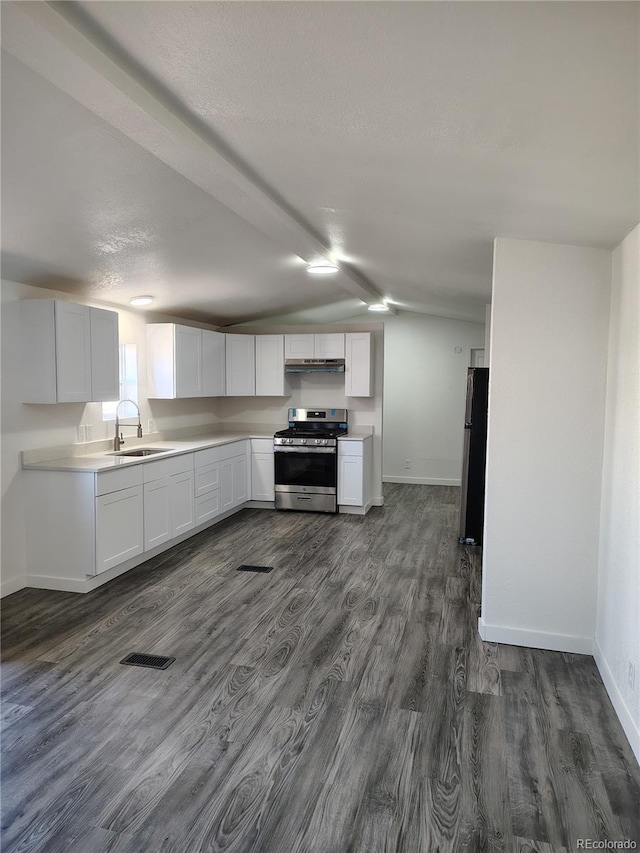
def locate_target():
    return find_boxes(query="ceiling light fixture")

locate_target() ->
[306,262,339,275]
[129,296,154,307]
[367,302,390,312]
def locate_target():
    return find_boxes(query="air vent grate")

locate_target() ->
[237,565,273,573]
[120,652,175,670]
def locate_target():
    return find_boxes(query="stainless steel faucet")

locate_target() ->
[113,399,143,450]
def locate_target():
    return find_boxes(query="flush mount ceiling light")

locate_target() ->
[306,262,339,275]
[367,302,390,312]
[129,296,154,307]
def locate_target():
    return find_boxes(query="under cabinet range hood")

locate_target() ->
[284,358,345,374]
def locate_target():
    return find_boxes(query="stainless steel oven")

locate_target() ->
[274,408,347,513]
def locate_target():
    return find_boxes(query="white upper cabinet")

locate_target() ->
[225,335,256,396]
[21,299,119,403]
[89,308,119,403]
[255,335,288,396]
[174,325,202,398]
[314,333,345,358]
[284,334,314,359]
[148,324,225,399]
[284,333,345,359]
[345,332,374,397]
[202,330,226,397]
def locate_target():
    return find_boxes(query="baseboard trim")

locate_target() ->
[1,577,27,598]
[383,476,461,487]
[477,617,594,655]
[25,575,88,593]
[593,640,640,765]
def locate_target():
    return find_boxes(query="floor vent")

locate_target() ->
[237,565,273,573]
[120,652,175,670]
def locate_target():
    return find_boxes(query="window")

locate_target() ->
[102,343,138,420]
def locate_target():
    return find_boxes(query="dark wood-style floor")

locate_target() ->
[2,484,639,852]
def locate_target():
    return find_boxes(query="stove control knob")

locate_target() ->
[315,439,321,445]
[322,439,328,446]
[286,438,292,444]
[300,438,307,444]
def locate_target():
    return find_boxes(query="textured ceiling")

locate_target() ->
[1,1,638,325]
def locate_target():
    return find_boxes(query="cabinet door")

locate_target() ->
[338,455,364,505]
[171,470,195,537]
[284,334,314,359]
[314,333,345,359]
[95,485,144,573]
[175,326,202,398]
[225,335,255,396]
[251,452,274,501]
[202,330,226,397]
[90,307,119,402]
[232,454,248,506]
[220,458,234,512]
[345,332,373,398]
[144,478,172,550]
[255,335,287,396]
[55,302,92,402]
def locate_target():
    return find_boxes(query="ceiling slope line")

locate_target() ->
[16,0,389,309]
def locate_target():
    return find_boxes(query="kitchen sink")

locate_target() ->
[110,447,176,457]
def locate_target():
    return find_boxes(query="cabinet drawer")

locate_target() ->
[195,461,220,497]
[195,490,221,524]
[194,446,219,467]
[143,453,193,483]
[218,440,248,461]
[251,439,274,453]
[338,440,364,457]
[96,465,144,496]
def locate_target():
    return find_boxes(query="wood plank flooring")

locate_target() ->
[2,484,639,852]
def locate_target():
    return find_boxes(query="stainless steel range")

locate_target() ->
[274,408,348,513]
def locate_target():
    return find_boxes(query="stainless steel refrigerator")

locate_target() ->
[459,367,489,545]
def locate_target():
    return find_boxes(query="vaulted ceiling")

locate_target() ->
[1,1,638,326]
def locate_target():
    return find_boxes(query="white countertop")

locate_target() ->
[22,428,374,473]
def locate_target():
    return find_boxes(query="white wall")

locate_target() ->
[481,239,611,653]
[382,311,485,485]
[1,281,222,597]
[594,224,640,762]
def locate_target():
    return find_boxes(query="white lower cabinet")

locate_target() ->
[25,439,256,592]
[171,470,196,537]
[95,485,144,574]
[220,457,234,512]
[195,440,250,519]
[337,436,373,510]
[233,454,248,504]
[195,489,221,525]
[219,453,248,511]
[144,478,172,550]
[143,455,195,550]
[251,439,274,501]
[338,455,364,506]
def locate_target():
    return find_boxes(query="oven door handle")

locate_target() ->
[273,447,336,454]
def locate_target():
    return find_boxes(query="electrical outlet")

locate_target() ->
[404,459,412,470]
[77,424,86,443]
[628,660,636,692]
[148,419,154,434]
[85,424,93,441]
